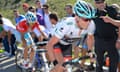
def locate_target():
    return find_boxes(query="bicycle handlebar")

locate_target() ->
[36,41,48,46]
[63,54,95,66]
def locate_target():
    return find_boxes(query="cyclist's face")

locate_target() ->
[75,15,90,29]
[50,19,56,25]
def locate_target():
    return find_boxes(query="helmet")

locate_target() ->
[74,0,96,19]
[25,11,37,24]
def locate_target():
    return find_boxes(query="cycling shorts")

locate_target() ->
[54,43,72,57]
[24,32,34,47]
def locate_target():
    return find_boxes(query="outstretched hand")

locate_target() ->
[100,16,113,23]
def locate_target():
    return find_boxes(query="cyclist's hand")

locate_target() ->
[87,50,93,58]
[116,40,120,49]
[50,64,65,72]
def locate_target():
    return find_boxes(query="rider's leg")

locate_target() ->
[23,47,29,61]
[73,46,80,58]
[29,48,35,67]
[54,44,64,65]
[80,48,87,67]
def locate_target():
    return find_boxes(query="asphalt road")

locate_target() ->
[0,52,109,72]
[0,53,21,72]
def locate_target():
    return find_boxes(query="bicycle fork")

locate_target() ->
[41,52,49,72]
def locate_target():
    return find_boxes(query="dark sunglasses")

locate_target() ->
[81,18,91,21]
[95,1,104,4]
[75,13,91,22]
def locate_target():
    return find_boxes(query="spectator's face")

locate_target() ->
[36,1,41,8]
[43,7,48,13]
[29,9,36,13]
[65,6,72,14]
[75,15,90,29]
[95,1,106,10]
[13,11,19,17]
[23,6,28,13]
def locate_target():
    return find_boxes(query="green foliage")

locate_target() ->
[47,0,76,18]
[0,0,120,24]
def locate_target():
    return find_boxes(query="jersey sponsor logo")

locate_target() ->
[59,27,64,32]
[67,22,73,25]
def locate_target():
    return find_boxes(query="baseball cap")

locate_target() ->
[22,3,29,8]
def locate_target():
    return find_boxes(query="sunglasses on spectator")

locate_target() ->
[95,1,104,4]
[64,7,70,10]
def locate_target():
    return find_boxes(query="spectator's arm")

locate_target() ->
[101,16,120,27]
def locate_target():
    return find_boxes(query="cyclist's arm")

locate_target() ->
[46,22,69,64]
[87,20,95,50]
[37,24,48,40]
[39,28,48,39]
[87,34,94,50]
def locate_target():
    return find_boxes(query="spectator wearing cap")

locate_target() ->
[93,0,120,72]
[64,4,75,17]
[28,6,36,13]
[22,3,29,13]
[43,4,52,32]
[35,0,45,26]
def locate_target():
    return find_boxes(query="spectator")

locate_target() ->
[22,3,29,13]
[13,9,26,43]
[43,4,52,32]
[35,0,45,26]
[93,0,120,72]
[28,6,36,13]
[64,4,75,17]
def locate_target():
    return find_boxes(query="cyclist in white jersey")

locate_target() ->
[46,1,96,72]
[0,16,19,56]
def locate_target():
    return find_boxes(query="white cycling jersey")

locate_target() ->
[51,17,95,45]
[2,18,16,33]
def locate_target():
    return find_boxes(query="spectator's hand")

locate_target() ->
[116,39,120,49]
[50,64,65,72]
[100,16,113,23]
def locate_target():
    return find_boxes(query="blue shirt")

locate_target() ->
[15,15,26,25]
